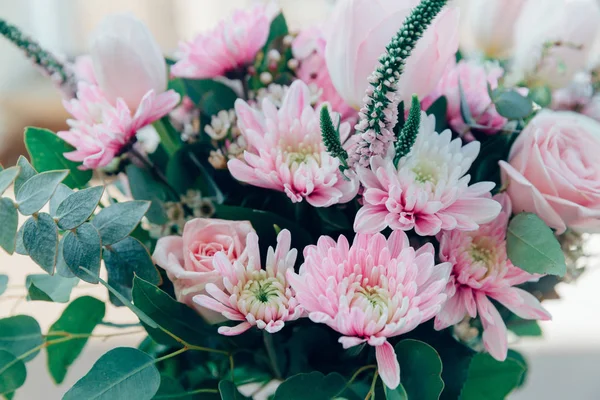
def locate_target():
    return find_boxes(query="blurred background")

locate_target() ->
[0,0,599,398]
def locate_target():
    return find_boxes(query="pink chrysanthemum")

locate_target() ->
[194,229,302,336]
[171,3,278,79]
[354,112,501,236]
[58,83,179,169]
[288,231,452,389]
[228,80,359,207]
[434,193,551,361]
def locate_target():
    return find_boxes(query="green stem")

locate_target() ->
[365,371,379,400]
[263,331,282,380]
[154,347,189,363]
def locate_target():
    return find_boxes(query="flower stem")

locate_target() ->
[365,370,379,400]
[263,331,282,380]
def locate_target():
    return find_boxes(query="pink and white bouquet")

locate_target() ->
[0,0,598,398]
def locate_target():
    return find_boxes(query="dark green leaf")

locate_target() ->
[395,339,444,400]
[63,223,102,283]
[153,117,182,157]
[458,79,475,125]
[0,350,26,395]
[315,207,351,233]
[273,372,346,400]
[25,274,78,303]
[459,353,525,400]
[0,315,43,361]
[492,90,533,120]
[16,170,68,215]
[22,213,59,274]
[83,268,157,329]
[62,347,160,400]
[507,213,566,276]
[47,296,105,384]
[263,13,288,54]
[13,156,36,195]
[24,127,92,189]
[0,198,18,254]
[507,350,528,388]
[92,201,150,246]
[56,237,75,278]
[508,318,543,337]
[125,165,168,225]
[0,167,20,196]
[132,276,211,347]
[14,225,26,256]
[385,384,408,400]
[183,79,238,117]
[56,186,104,230]
[0,275,7,295]
[218,380,250,400]
[104,237,161,306]
[425,96,449,132]
[50,184,74,217]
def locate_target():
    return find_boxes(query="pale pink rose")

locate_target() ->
[171,3,278,79]
[288,231,452,389]
[228,80,359,207]
[153,218,255,322]
[500,110,600,233]
[435,194,551,361]
[422,60,507,136]
[354,112,501,236]
[510,0,600,89]
[292,27,356,122]
[325,0,459,108]
[458,0,527,59]
[194,229,302,335]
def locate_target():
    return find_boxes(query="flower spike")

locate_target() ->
[349,0,449,168]
[394,94,420,166]
[320,106,348,170]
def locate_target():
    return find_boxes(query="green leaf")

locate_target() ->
[425,96,449,132]
[0,350,26,395]
[183,79,238,117]
[14,225,26,256]
[458,79,475,126]
[24,127,92,189]
[56,237,75,278]
[62,223,102,283]
[104,237,161,305]
[91,201,150,246]
[385,384,408,400]
[55,186,104,230]
[492,90,533,120]
[47,296,105,384]
[263,13,289,54]
[83,268,157,329]
[62,347,161,400]
[0,167,20,196]
[13,156,36,195]
[214,205,313,253]
[507,213,566,276]
[16,170,68,215]
[218,380,250,400]
[315,207,351,233]
[125,165,168,225]
[459,353,525,400]
[528,86,552,108]
[507,350,528,388]
[508,318,543,337]
[131,276,212,347]
[395,339,444,400]
[22,213,59,274]
[25,274,78,303]
[0,315,43,361]
[273,372,346,400]
[0,198,18,254]
[50,184,74,217]
[153,117,182,157]
[0,275,7,295]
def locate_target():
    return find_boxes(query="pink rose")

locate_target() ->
[500,111,600,234]
[152,218,255,321]
[324,0,459,108]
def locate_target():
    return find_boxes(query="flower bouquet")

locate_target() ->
[0,0,598,398]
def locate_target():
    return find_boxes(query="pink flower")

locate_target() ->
[171,3,278,79]
[324,0,459,108]
[435,194,551,361]
[228,80,359,207]
[500,110,600,234]
[423,60,507,136]
[72,55,98,85]
[194,229,302,335]
[292,27,356,122]
[288,231,452,389]
[354,112,501,236]
[153,218,255,322]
